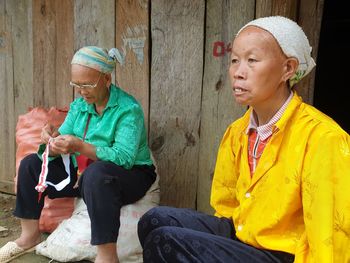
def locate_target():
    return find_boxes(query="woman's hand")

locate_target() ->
[41,124,59,144]
[50,135,83,155]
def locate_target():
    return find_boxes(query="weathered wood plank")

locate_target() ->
[271,0,298,19]
[256,0,273,18]
[115,0,150,128]
[0,0,14,193]
[256,0,298,19]
[74,0,115,82]
[0,0,31,193]
[33,0,74,108]
[55,0,74,108]
[33,0,55,107]
[74,0,115,50]
[297,0,324,104]
[9,0,34,119]
[197,0,255,214]
[6,0,34,193]
[150,0,205,208]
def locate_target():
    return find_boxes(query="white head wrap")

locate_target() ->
[238,16,316,87]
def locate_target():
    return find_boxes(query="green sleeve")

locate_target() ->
[96,104,144,169]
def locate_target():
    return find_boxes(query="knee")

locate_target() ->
[138,207,159,246]
[17,154,41,182]
[80,161,111,189]
[142,226,184,261]
[79,161,125,204]
[138,206,176,247]
[18,154,40,172]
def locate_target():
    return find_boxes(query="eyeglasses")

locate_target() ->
[69,72,103,89]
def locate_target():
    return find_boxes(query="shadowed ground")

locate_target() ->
[0,193,90,263]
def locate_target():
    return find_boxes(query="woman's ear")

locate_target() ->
[104,73,112,87]
[283,57,299,82]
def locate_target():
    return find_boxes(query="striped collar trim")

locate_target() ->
[246,91,293,141]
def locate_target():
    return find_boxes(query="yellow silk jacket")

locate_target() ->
[210,92,350,263]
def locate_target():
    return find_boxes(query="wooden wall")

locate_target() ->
[0,0,323,214]
[0,0,33,193]
[197,0,254,212]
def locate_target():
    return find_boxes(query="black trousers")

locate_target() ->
[138,206,295,263]
[14,153,156,245]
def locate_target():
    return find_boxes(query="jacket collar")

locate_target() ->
[238,91,304,189]
[246,91,293,141]
[274,90,303,132]
[239,91,303,134]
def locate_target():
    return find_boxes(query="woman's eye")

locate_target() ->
[231,58,239,64]
[248,58,257,63]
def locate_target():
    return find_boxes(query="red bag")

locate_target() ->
[38,196,75,233]
[15,107,75,233]
[75,113,94,176]
[15,107,68,188]
[76,155,94,175]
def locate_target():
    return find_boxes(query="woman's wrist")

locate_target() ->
[74,139,84,153]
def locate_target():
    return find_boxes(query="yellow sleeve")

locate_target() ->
[210,126,239,218]
[302,131,350,262]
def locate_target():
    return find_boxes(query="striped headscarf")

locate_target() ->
[71,46,123,74]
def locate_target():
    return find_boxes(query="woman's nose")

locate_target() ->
[78,88,88,95]
[233,63,247,79]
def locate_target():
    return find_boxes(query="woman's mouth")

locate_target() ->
[233,87,247,95]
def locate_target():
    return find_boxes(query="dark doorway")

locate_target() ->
[314,0,350,133]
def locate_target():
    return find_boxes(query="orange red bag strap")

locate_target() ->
[82,114,91,141]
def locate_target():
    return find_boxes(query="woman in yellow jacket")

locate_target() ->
[138,16,350,263]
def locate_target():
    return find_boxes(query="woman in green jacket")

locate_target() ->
[0,46,156,263]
